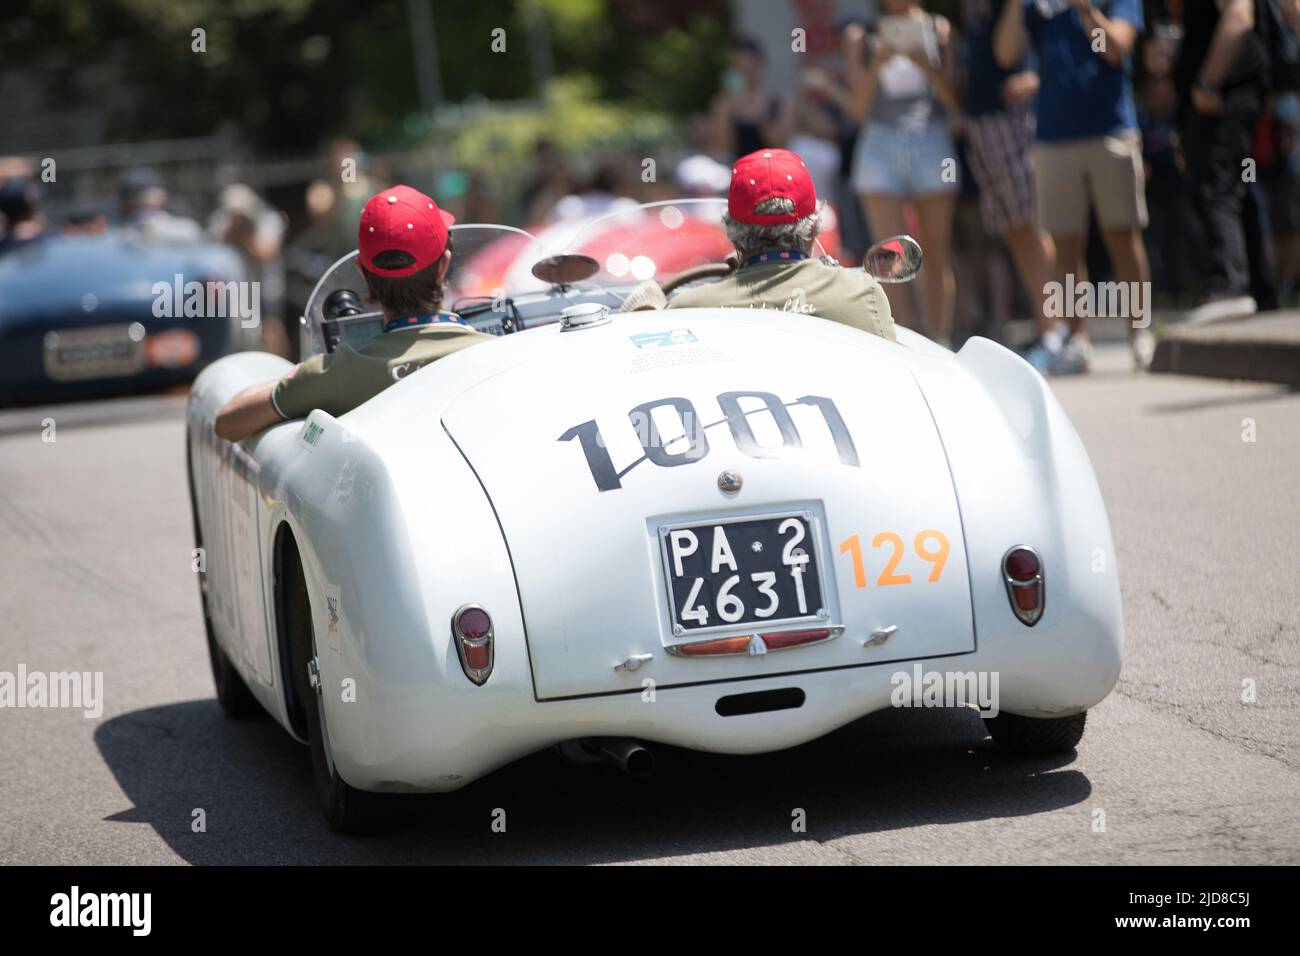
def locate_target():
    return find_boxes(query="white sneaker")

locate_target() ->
[1048,334,1094,375]
[1183,295,1257,325]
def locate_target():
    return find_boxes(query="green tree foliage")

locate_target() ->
[440,74,675,171]
[2,0,729,151]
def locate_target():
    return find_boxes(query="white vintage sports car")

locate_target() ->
[186,199,1122,830]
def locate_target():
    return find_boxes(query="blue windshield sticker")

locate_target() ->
[630,329,697,349]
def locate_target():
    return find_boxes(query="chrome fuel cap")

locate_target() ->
[560,302,611,332]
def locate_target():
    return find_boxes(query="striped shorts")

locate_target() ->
[963,106,1037,234]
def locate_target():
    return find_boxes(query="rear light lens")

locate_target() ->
[1002,546,1044,626]
[1004,548,1040,581]
[456,607,491,639]
[452,604,493,685]
[673,627,836,656]
[462,642,490,670]
[676,635,754,657]
[1013,586,1040,612]
[759,628,833,651]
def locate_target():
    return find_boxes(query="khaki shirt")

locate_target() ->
[667,258,897,342]
[272,324,490,420]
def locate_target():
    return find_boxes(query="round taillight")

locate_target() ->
[1004,547,1040,581]
[456,606,492,640]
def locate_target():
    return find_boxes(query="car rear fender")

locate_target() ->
[910,336,1123,715]
[256,401,529,790]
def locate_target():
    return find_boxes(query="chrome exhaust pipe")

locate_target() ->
[577,737,655,777]
[595,738,655,777]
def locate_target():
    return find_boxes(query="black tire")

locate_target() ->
[984,711,1087,754]
[280,544,390,833]
[205,627,262,718]
[187,435,262,718]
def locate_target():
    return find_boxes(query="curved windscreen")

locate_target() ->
[442,223,548,305]
[560,199,733,285]
[298,201,844,355]
[559,198,830,286]
[300,224,544,358]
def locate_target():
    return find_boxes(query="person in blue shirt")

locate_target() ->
[995,0,1152,373]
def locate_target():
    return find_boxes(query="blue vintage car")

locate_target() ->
[0,229,252,405]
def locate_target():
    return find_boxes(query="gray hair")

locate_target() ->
[723,197,824,261]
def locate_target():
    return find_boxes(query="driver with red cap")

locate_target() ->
[650,148,896,341]
[215,185,490,441]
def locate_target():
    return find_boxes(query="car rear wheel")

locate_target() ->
[280,546,391,833]
[984,711,1087,754]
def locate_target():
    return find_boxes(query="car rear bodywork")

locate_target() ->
[441,318,976,699]
[187,308,1122,792]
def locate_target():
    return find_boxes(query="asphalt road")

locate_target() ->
[1,346,1297,865]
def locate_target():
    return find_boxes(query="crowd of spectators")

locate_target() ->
[689,1,1300,373]
[6,1,1298,378]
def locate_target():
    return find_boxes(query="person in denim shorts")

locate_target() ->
[847,2,961,344]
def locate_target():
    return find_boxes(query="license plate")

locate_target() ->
[42,325,145,382]
[661,512,826,635]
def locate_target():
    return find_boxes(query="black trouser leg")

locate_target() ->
[1184,110,1255,298]
[1243,182,1279,309]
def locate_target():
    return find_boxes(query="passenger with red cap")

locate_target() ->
[658,148,896,341]
[215,185,490,441]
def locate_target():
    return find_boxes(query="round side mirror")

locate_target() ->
[863,235,923,283]
[531,253,600,285]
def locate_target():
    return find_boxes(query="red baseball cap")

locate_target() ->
[728,148,817,225]
[357,184,456,277]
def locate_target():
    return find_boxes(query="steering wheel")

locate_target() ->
[659,255,738,296]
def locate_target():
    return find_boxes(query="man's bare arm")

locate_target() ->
[1200,0,1255,89]
[1075,1,1138,67]
[214,382,284,442]
[845,25,884,123]
[994,0,1029,70]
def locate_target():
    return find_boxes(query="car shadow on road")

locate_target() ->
[95,700,1090,864]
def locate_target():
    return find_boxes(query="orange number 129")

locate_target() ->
[839,529,950,588]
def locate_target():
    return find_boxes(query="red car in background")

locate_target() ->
[448,198,843,304]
